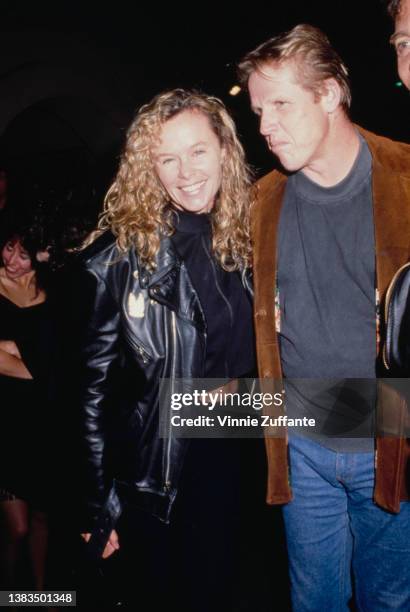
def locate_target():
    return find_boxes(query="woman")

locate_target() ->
[78,89,256,610]
[0,212,56,590]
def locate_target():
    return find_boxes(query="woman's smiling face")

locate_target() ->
[152,109,224,214]
[2,239,33,279]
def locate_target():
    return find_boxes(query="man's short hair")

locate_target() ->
[386,0,402,20]
[237,24,352,112]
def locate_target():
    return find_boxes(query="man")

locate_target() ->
[388,0,410,89]
[238,24,410,611]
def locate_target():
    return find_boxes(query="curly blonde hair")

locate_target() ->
[89,89,253,271]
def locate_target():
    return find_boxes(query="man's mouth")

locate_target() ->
[269,141,288,151]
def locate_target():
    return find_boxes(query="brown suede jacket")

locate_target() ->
[252,126,410,513]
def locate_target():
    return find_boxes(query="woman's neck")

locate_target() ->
[0,268,45,306]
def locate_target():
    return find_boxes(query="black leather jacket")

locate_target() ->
[78,231,252,544]
[385,262,410,373]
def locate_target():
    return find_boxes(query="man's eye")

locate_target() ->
[396,39,410,54]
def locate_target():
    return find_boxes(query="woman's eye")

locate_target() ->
[162,158,175,165]
[193,149,206,156]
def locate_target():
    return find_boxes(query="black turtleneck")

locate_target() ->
[170,209,255,380]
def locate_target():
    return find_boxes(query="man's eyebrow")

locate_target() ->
[390,30,410,43]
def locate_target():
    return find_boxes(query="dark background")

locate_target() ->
[0,0,408,217]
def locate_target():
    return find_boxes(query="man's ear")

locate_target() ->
[320,78,342,113]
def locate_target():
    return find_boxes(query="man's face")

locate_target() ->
[391,0,410,90]
[248,61,331,176]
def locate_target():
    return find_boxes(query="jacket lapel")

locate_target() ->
[359,127,410,296]
[252,172,286,351]
[137,239,206,332]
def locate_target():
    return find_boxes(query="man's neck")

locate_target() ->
[301,115,361,188]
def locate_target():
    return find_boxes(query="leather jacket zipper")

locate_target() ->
[164,310,177,493]
[123,328,153,365]
[135,343,151,365]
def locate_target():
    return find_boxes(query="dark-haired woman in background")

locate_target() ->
[0,213,56,590]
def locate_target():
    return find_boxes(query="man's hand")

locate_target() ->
[81,529,120,559]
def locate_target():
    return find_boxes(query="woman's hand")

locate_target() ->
[0,340,21,358]
[0,345,32,379]
[81,529,120,559]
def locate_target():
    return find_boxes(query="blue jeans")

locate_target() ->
[282,436,410,612]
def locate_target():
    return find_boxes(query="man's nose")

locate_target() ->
[260,111,278,137]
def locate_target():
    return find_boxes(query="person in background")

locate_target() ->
[0,210,57,591]
[388,0,410,89]
[238,23,410,611]
[77,89,255,611]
